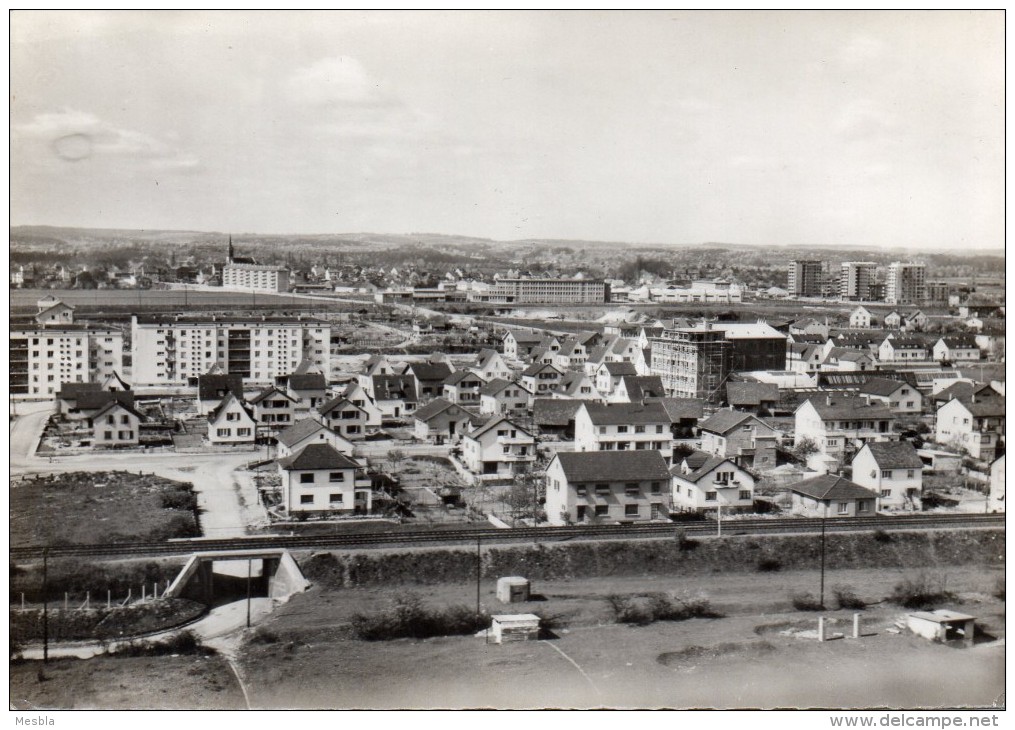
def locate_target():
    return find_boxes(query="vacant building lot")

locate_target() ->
[10,471,200,547]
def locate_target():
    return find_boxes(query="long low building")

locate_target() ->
[11,323,124,397]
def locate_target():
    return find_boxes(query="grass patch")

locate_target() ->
[872,529,894,544]
[110,630,213,657]
[11,471,201,547]
[9,599,206,643]
[10,558,183,604]
[606,592,721,626]
[657,641,775,666]
[890,573,956,610]
[350,593,489,641]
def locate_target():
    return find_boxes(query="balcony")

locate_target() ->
[497,436,533,445]
[501,453,535,462]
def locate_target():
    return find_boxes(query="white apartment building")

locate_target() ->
[11,325,124,397]
[573,402,672,463]
[222,262,290,293]
[840,262,877,301]
[886,262,926,305]
[131,315,330,386]
[482,277,608,304]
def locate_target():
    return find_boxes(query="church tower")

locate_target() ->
[227,234,234,264]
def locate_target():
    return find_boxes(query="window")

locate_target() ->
[837,502,849,514]
[880,470,892,478]
[575,485,587,497]
[656,425,664,434]
[598,426,606,435]
[238,428,251,437]
[858,500,871,512]
[880,489,891,498]
[300,495,314,505]
[906,470,915,478]
[104,431,113,440]
[739,490,751,501]
[625,483,639,496]
[217,428,230,437]
[624,504,639,517]
[594,505,609,517]
[635,425,645,434]
[329,494,343,504]
[107,415,115,424]
[300,473,315,484]
[595,485,610,496]
[617,425,628,433]
[650,481,661,494]
[705,491,717,502]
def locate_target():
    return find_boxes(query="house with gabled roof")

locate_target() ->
[611,375,667,404]
[878,337,929,363]
[794,394,897,470]
[555,371,603,401]
[502,330,544,360]
[317,396,370,440]
[442,369,487,406]
[277,443,370,516]
[544,450,672,525]
[849,306,875,329]
[725,382,779,415]
[574,401,672,462]
[197,372,244,415]
[479,378,532,416]
[595,360,638,397]
[276,417,355,458]
[35,299,75,326]
[698,409,778,469]
[207,391,256,445]
[932,335,981,364]
[670,455,755,512]
[340,381,383,427]
[89,399,146,448]
[472,349,512,382]
[857,378,922,415]
[521,362,565,395]
[248,385,297,436]
[789,474,877,517]
[851,441,924,510]
[649,397,703,439]
[370,374,418,419]
[904,310,927,330]
[532,398,589,439]
[406,360,455,402]
[821,346,875,372]
[412,397,482,444]
[279,372,328,416]
[883,311,903,329]
[935,392,1005,462]
[552,337,590,371]
[461,416,536,478]
[788,342,825,375]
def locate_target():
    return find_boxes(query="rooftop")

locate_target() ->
[277,443,360,471]
[554,450,671,483]
[789,474,878,501]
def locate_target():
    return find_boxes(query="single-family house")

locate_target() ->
[697,409,778,470]
[442,369,487,405]
[521,362,565,395]
[316,396,370,440]
[35,299,75,326]
[878,337,929,364]
[611,375,667,404]
[932,336,981,364]
[787,342,825,375]
[725,382,779,415]
[197,373,244,415]
[280,372,328,416]
[544,450,672,526]
[472,349,513,382]
[851,441,924,510]
[555,371,603,401]
[904,310,927,330]
[670,456,755,513]
[532,398,589,439]
[553,338,590,371]
[462,416,536,477]
[277,443,370,516]
[478,378,532,416]
[371,374,418,419]
[89,400,145,448]
[794,395,897,470]
[849,306,874,329]
[502,331,544,360]
[248,386,298,436]
[207,392,257,445]
[821,347,876,372]
[340,381,384,427]
[857,378,923,416]
[276,417,355,458]
[595,361,638,397]
[406,360,455,403]
[883,311,903,329]
[935,394,1005,462]
[650,397,704,439]
[574,401,672,463]
[412,397,481,444]
[788,474,878,517]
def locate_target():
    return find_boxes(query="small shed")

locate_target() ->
[490,614,540,644]
[496,576,531,603]
[906,610,976,647]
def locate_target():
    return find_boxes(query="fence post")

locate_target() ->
[21,593,25,611]
[818,616,826,642]
[153,583,158,600]
[141,584,146,602]
[107,590,111,609]
[853,613,860,639]
[64,592,69,611]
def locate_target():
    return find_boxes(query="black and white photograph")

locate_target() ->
[8,10,1006,714]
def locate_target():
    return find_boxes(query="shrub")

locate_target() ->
[756,558,782,573]
[160,489,198,511]
[791,592,824,611]
[606,592,720,626]
[113,630,211,657]
[249,627,280,644]
[832,586,866,610]
[350,593,489,641]
[890,573,955,610]
[872,529,893,543]
[674,529,699,552]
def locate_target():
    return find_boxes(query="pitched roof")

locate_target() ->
[249,386,294,405]
[286,373,327,391]
[698,409,758,435]
[533,398,588,426]
[372,374,418,402]
[412,397,462,422]
[554,450,671,483]
[789,474,878,501]
[726,382,779,406]
[800,395,895,420]
[91,399,146,423]
[560,372,595,396]
[467,416,532,441]
[76,390,135,411]
[827,347,872,362]
[680,449,712,471]
[479,377,513,396]
[408,361,454,381]
[602,361,638,376]
[858,441,924,469]
[475,349,501,368]
[884,337,926,350]
[958,395,1006,418]
[276,418,330,447]
[936,335,979,349]
[522,362,562,377]
[648,397,704,422]
[317,396,364,416]
[208,392,254,423]
[277,443,360,471]
[581,401,669,425]
[675,456,740,484]
[618,375,666,400]
[58,382,102,400]
[858,378,909,397]
[198,373,243,401]
[504,330,543,344]
[556,338,584,357]
[444,369,485,386]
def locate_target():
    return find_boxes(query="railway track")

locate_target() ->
[9,513,1003,561]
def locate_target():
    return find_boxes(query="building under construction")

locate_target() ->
[649,323,732,404]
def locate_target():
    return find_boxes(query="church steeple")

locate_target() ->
[227,235,234,264]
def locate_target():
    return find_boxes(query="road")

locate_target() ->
[10,404,264,538]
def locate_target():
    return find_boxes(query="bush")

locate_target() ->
[350,593,489,641]
[249,627,280,644]
[113,630,211,657]
[674,529,699,552]
[791,592,824,611]
[160,489,198,511]
[832,586,866,610]
[872,529,894,543]
[890,573,955,610]
[606,592,720,626]
[756,558,781,573]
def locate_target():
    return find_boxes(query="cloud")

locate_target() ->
[285,56,389,108]
[833,99,896,142]
[13,109,200,169]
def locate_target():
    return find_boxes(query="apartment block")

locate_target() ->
[222,262,290,293]
[131,315,330,386]
[886,262,926,305]
[787,260,825,297]
[840,262,878,301]
[485,278,609,304]
[649,324,732,403]
[11,324,124,397]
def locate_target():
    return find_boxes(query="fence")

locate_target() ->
[12,581,174,612]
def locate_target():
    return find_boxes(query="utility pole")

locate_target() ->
[42,548,49,664]
[475,537,482,619]
[246,558,252,628]
[819,505,827,609]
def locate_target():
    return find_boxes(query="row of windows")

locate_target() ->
[216,428,252,437]
[299,472,348,484]
[598,424,665,434]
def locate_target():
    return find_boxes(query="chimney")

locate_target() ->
[826,394,833,406]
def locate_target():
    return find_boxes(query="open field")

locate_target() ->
[10,471,200,547]
[10,653,246,710]
[237,565,1005,709]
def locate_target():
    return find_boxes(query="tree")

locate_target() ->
[794,437,820,460]
[386,449,407,471]
[504,466,544,526]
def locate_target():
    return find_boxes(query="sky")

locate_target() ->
[9,11,1005,249]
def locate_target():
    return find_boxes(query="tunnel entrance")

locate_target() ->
[164,549,310,607]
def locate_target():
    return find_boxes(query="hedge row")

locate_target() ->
[301,529,1004,588]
